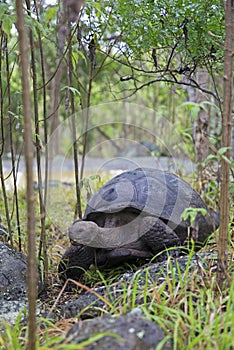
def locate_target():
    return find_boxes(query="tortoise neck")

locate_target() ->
[94,216,144,249]
[95,226,127,248]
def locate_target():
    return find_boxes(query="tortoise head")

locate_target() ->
[69,220,100,246]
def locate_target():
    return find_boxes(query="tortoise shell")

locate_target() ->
[83,168,211,241]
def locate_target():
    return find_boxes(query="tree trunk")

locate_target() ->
[16,1,37,349]
[193,68,209,182]
[232,115,234,159]
[49,59,64,154]
[217,0,234,285]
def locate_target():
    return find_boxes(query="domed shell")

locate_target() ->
[83,168,207,231]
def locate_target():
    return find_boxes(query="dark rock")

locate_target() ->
[63,313,172,350]
[0,242,28,324]
[62,287,107,319]
[0,242,43,324]
[0,242,28,301]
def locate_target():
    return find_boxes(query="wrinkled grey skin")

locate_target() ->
[59,168,219,282]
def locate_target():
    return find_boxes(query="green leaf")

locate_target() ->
[180,102,201,120]
[2,16,14,36]
[201,100,220,112]
[181,207,207,225]
[45,7,56,22]
[202,154,216,165]
[0,3,8,18]
[61,86,80,96]
[218,147,231,155]
[90,174,101,181]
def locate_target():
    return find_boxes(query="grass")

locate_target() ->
[145,269,233,349]
[0,177,233,349]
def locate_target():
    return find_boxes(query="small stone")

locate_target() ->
[128,327,135,333]
[137,330,145,339]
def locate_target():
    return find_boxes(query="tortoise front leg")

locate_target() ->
[58,245,95,282]
[140,216,181,257]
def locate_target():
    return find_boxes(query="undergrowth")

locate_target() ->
[0,246,233,350]
[0,175,233,349]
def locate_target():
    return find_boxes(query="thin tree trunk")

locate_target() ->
[16,1,37,349]
[0,33,13,246]
[33,0,49,281]
[193,68,209,182]
[26,0,48,287]
[80,37,95,180]
[217,0,234,285]
[67,18,82,219]
[232,115,234,158]
[6,37,21,248]
[49,60,64,151]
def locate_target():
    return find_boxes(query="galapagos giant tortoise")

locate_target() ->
[59,168,218,281]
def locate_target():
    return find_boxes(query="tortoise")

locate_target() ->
[58,168,219,281]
